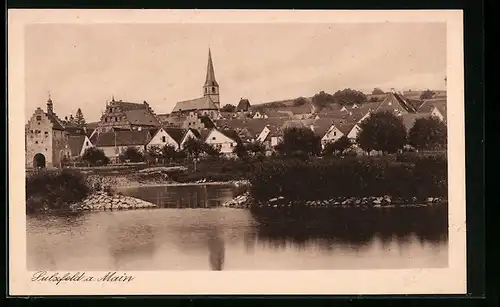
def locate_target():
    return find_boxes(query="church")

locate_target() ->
[169,48,221,119]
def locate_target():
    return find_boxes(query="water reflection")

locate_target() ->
[26,185,448,271]
[207,229,225,271]
[116,184,246,208]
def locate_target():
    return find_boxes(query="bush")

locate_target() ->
[82,147,110,166]
[26,169,91,214]
[119,146,145,163]
[248,156,447,203]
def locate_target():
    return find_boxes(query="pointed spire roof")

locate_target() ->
[204,48,218,87]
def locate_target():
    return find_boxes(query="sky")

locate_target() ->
[25,23,446,122]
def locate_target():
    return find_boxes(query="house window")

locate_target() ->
[105,118,108,122]
[36,116,42,121]
[44,131,49,137]
[162,136,166,142]
[35,141,38,144]
[38,122,40,125]
[86,141,89,146]
[230,143,234,147]
[115,117,118,122]
[212,137,216,140]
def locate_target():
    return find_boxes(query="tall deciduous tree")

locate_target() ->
[119,146,144,163]
[293,97,308,106]
[311,91,335,110]
[74,108,86,127]
[275,127,321,158]
[408,117,447,151]
[372,88,385,95]
[356,111,407,154]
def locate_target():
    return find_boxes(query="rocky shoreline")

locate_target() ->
[222,192,447,209]
[69,191,157,212]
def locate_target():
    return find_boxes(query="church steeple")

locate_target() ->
[203,48,220,109]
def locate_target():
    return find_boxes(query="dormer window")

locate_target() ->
[36,116,42,121]
[162,136,166,142]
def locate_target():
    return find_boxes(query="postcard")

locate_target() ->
[8,9,466,295]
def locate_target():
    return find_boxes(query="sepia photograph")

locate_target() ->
[9,9,466,295]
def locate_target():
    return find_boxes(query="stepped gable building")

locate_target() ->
[25,95,72,168]
[170,49,220,118]
[93,97,161,135]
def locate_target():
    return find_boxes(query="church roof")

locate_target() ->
[171,96,218,113]
[205,48,219,87]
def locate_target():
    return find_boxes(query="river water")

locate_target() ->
[26,184,448,271]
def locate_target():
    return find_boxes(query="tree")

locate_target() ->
[202,143,222,158]
[146,145,162,165]
[322,136,352,156]
[233,142,248,159]
[356,111,407,154]
[408,117,447,151]
[161,144,178,163]
[332,88,367,105]
[372,88,385,95]
[119,146,145,163]
[293,97,308,106]
[183,137,204,159]
[82,147,109,166]
[74,108,86,127]
[369,97,381,103]
[221,104,236,112]
[311,91,335,110]
[420,89,436,100]
[275,127,321,158]
[247,141,266,157]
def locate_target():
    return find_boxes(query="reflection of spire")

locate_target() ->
[208,230,225,271]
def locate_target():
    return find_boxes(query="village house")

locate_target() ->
[418,98,447,123]
[204,128,241,156]
[25,96,72,168]
[178,128,205,151]
[236,98,252,112]
[93,130,152,162]
[147,127,186,151]
[169,49,221,119]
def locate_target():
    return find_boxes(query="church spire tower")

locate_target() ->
[203,48,220,109]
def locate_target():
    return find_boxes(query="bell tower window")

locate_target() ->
[212,87,216,94]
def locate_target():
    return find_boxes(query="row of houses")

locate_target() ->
[26,90,446,168]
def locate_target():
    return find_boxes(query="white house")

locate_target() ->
[147,127,184,151]
[347,124,362,140]
[204,128,240,155]
[340,106,348,112]
[178,128,202,150]
[357,112,371,124]
[253,111,264,119]
[351,104,359,109]
[431,106,445,122]
[320,124,344,148]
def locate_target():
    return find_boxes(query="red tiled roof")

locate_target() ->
[400,113,433,130]
[94,130,151,147]
[124,109,161,126]
[68,135,86,156]
[164,127,186,144]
